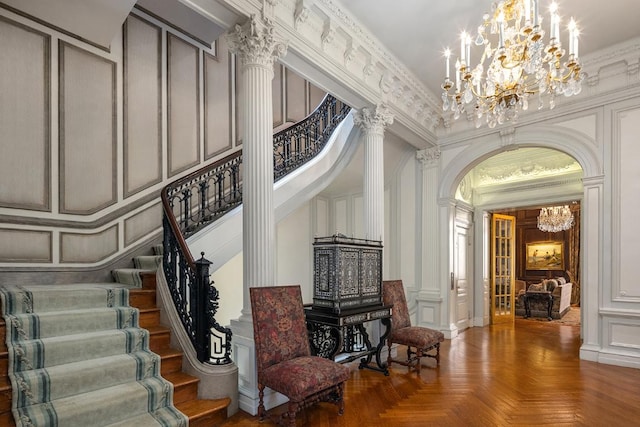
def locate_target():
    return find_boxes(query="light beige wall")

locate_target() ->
[0,5,326,276]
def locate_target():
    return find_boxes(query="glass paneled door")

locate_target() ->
[491,214,516,324]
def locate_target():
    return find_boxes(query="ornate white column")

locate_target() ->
[227,13,287,415]
[227,14,287,309]
[353,104,393,242]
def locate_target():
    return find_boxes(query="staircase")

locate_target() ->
[0,250,230,426]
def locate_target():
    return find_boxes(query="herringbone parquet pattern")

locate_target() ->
[222,315,640,426]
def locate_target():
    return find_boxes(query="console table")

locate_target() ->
[523,291,554,320]
[304,304,392,375]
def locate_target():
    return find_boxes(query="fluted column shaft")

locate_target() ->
[354,105,394,242]
[228,15,287,315]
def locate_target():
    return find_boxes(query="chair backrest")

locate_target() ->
[249,285,311,375]
[382,280,411,331]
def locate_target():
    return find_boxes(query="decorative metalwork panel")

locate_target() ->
[338,248,360,298]
[361,249,381,296]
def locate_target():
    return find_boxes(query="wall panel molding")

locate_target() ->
[60,224,118,263]
[124,201,162,246]
[59,40,117,215]
[123,14,162,197]
[0,16,51,211]
[167,33,200,176]
[204,39,232,159]
[0,228,52,262]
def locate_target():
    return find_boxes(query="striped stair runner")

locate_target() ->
[0,284,187,427]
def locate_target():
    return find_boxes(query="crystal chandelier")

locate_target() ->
[441,0,585,128]
[537,205,574,232]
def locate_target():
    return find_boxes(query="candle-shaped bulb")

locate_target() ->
[460,31,468,64]
[444,48,451,79]
[497,12,505,48]
[524,0,531,24]
[533,0,539,27]
[568,18,576,56]
[550,2,559,40]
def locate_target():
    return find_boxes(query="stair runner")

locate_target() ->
[0,284,188,427]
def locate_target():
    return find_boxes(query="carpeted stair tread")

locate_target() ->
[104,407,187,427]
[6,307,139,340]
[0,286,130,315]
[133,255,162,270]
[11,351,161,407]
[111,269,150,288]
[8,327,149,372]
[14,376,183,427]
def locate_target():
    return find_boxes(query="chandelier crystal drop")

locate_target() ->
[441,0,584,128]
[537,205,574,232]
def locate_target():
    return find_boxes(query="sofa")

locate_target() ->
[515,277,573,319]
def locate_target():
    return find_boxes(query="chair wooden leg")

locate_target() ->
[257,384,266,421]
[287,401,299,427]
[435,343,441,365]
[337,382,345,415]
[416,348,423,374]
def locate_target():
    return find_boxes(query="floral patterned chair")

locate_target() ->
[382,280,445,374]
[249,285,351,426]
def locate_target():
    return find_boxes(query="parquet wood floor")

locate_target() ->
[221,317,640,426]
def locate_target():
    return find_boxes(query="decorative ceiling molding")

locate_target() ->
[473,149,582,187]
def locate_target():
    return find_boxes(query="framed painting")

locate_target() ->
[526,241,564,271]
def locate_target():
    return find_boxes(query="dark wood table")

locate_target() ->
[304,304,392,375]
[523,291,554,320]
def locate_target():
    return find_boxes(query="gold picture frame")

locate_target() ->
[526,241,564,271]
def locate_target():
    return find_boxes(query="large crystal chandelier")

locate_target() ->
[441,0,584,128]
[537,205,574,232]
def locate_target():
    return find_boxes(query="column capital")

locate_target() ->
[227,14,288,68]
[353,104,394,136]
[416,147,441,168]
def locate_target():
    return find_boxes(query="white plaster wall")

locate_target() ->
[276,202,314,302]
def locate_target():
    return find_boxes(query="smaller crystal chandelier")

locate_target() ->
[537,205,574,232]
[441,0,585,128]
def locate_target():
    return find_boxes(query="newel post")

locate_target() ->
[195,252,212,362]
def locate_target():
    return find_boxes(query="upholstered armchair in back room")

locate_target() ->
[250,285,351,426]
[382,280,445,374]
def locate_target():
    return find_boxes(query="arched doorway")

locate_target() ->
[437,125,602,359]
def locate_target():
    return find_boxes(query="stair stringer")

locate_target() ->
[155,266,240,416]
[186,112,360,272]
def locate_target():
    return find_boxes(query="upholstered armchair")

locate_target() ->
[249,285,351,426]
[382,280,445,374]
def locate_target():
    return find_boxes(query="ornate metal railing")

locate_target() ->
[274,95,351,180]
[160,94,351,365]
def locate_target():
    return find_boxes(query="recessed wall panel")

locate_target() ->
[618,107,640,298]
[273,64,283,127]
[124,202,162,246]
[0,229,51,262]
[309,83,326,113]
[167,34,199,176]
[59,41,116,214]
[204,39,231,159]
[124,15,162,196]
[60,225,118,263]
[285,68,306,123]
[0,17,50,210]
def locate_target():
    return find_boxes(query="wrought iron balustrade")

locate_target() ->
[160,94,351,365]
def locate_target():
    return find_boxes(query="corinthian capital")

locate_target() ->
[416,147,441,168]
[353,104,394,135]
[226,14,288,68]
